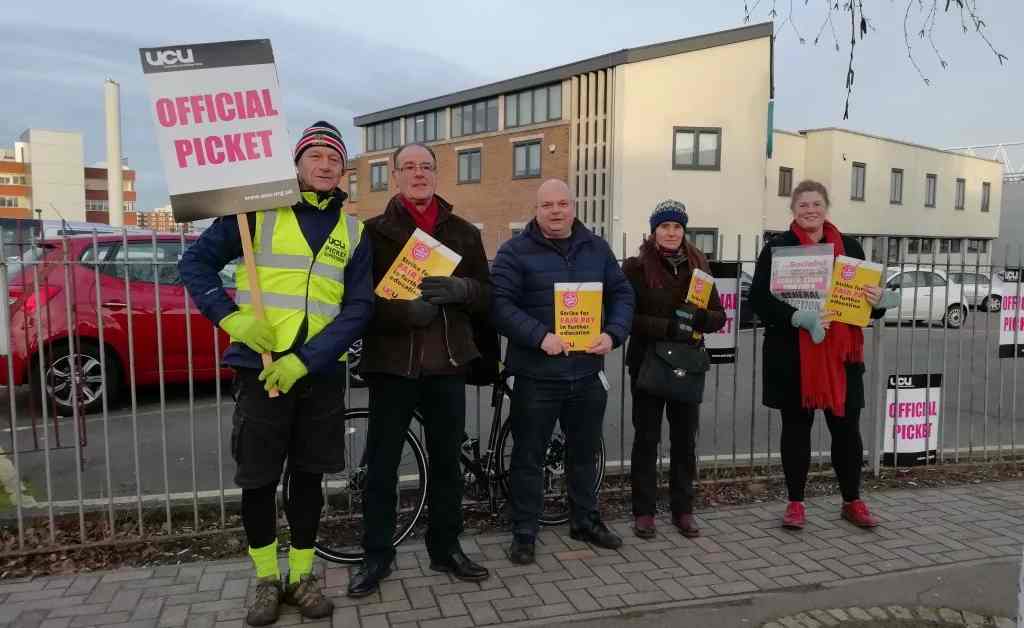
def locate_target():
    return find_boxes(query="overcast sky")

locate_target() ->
[3,0,1020,211]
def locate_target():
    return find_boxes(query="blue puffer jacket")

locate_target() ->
[491,218,634,381]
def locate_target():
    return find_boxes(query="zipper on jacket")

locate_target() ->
[441,306,458,367]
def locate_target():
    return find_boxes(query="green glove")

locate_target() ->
[876,290,900,310]
[791,310,826,344]
[219,312,275,354]
[258,354,308,394]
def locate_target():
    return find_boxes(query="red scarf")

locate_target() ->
[400,195,439,235]
[791,220,863,417]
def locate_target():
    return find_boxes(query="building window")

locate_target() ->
[0,197,17,208]
[925,173,937,208]
[348,174,358,201]
[967,239,989,254]
[955,178,966,210]
[778,167,793,197]
[851,162,866,201]
[366,119,402,152]
[405,110,446,143]
[457,149,481,184]
[887,237,903,264]
[509,222,525,236]
[907,238,935,255]
[370,163,388,192]
[506,84,562,128]
[672,127,721,170]
[939,238,962,254]
[686,228,718,260]
[86,200,109,211]
[0,176,9,185]
[982,181,991,213]
[513,141,541,178]
[890,168,903,205]
[452,98,499,137]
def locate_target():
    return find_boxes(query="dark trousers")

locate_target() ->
[509,373,607,538]
[629,383,699,516]
[780,406,864,502]
[362,374,466,565]
[242,470,323,549]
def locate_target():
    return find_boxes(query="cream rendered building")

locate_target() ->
[349,21,1002,262]
[766,128,1003,265]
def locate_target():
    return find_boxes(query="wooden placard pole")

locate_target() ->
[237,213,279,398]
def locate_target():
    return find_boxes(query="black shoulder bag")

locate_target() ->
[635,341,711,404]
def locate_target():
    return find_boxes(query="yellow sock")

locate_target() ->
[288,547,315,584]
[248,540,279,579]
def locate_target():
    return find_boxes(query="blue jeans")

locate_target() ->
[508,373,607,537]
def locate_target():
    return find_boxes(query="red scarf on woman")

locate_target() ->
[791,220,864,417]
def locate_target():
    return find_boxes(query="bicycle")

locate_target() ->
[282,370,607,564]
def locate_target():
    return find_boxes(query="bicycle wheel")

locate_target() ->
[496,417,606,526]
[281,408,428,564]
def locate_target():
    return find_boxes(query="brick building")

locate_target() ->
[1,129,137,226]
[137,206,188,232]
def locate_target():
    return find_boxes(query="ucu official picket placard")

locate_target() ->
[140,39,300,222]
[883,373,941,466]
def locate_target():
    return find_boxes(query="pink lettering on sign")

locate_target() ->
[563,292,579,309]
[154,89,279,127]
[694,278,705,294]
[174,130,275,169]
[841,264,856,281]
[411,242,431,261]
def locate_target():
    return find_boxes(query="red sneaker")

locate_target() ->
[633,515,656,539]
[841,499,879,528]
[782,501,806,529]
[673,513,700,538]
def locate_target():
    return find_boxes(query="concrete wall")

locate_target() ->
[764,130,807,228]
[610,35,772,260]
[20,129,85,222]
[993,180,1024,263]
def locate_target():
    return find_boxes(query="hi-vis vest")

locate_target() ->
[234,200,362,361]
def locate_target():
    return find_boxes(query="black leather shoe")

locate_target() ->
[570,519,623,550]
[429,548,490,582]
[507,539,536,565]
[346,561,391,598]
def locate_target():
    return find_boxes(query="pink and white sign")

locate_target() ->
[140,39,300,222]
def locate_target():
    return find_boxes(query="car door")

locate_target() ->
[885,271,930,321]
[97,241,190,380]
[922,271,950,321]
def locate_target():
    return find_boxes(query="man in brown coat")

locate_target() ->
[348,143,491,597]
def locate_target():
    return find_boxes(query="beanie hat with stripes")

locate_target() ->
[294,121,348,167]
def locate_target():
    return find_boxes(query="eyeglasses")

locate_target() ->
[397,163,436,174]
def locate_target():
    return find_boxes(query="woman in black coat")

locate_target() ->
[750,180,896,530]
[623,200,726,539]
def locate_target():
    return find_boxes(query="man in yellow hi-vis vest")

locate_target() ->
[180,121,373,626]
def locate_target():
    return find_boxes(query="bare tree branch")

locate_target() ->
[745,1,1008,118]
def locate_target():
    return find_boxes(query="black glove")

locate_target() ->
[667,304,707,340]
[407,298,439,328]
[420,275,472,305]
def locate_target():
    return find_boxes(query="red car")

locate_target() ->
[1,234,233,415]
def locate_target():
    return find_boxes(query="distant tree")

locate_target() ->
[743,1,1007,118]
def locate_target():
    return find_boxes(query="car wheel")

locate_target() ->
[981,295,1002,312]
[943,305,966,330]
[33,340,121,416]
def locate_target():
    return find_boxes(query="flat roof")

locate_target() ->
[798,127,1004,165]
[354,22,773,127]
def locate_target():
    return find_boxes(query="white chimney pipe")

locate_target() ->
[105,79,124,227]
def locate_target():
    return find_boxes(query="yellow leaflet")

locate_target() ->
[824,255,883,327]
[374,228,462,300]
[686,269,714,341]
[554,282,603,352]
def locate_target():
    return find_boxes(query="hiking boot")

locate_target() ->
[633,515,656,539]
[782,501,806,530]
[245,576,283,627]
[673,513,700,538]
[841,499,879,528]
[283,573,334,619]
